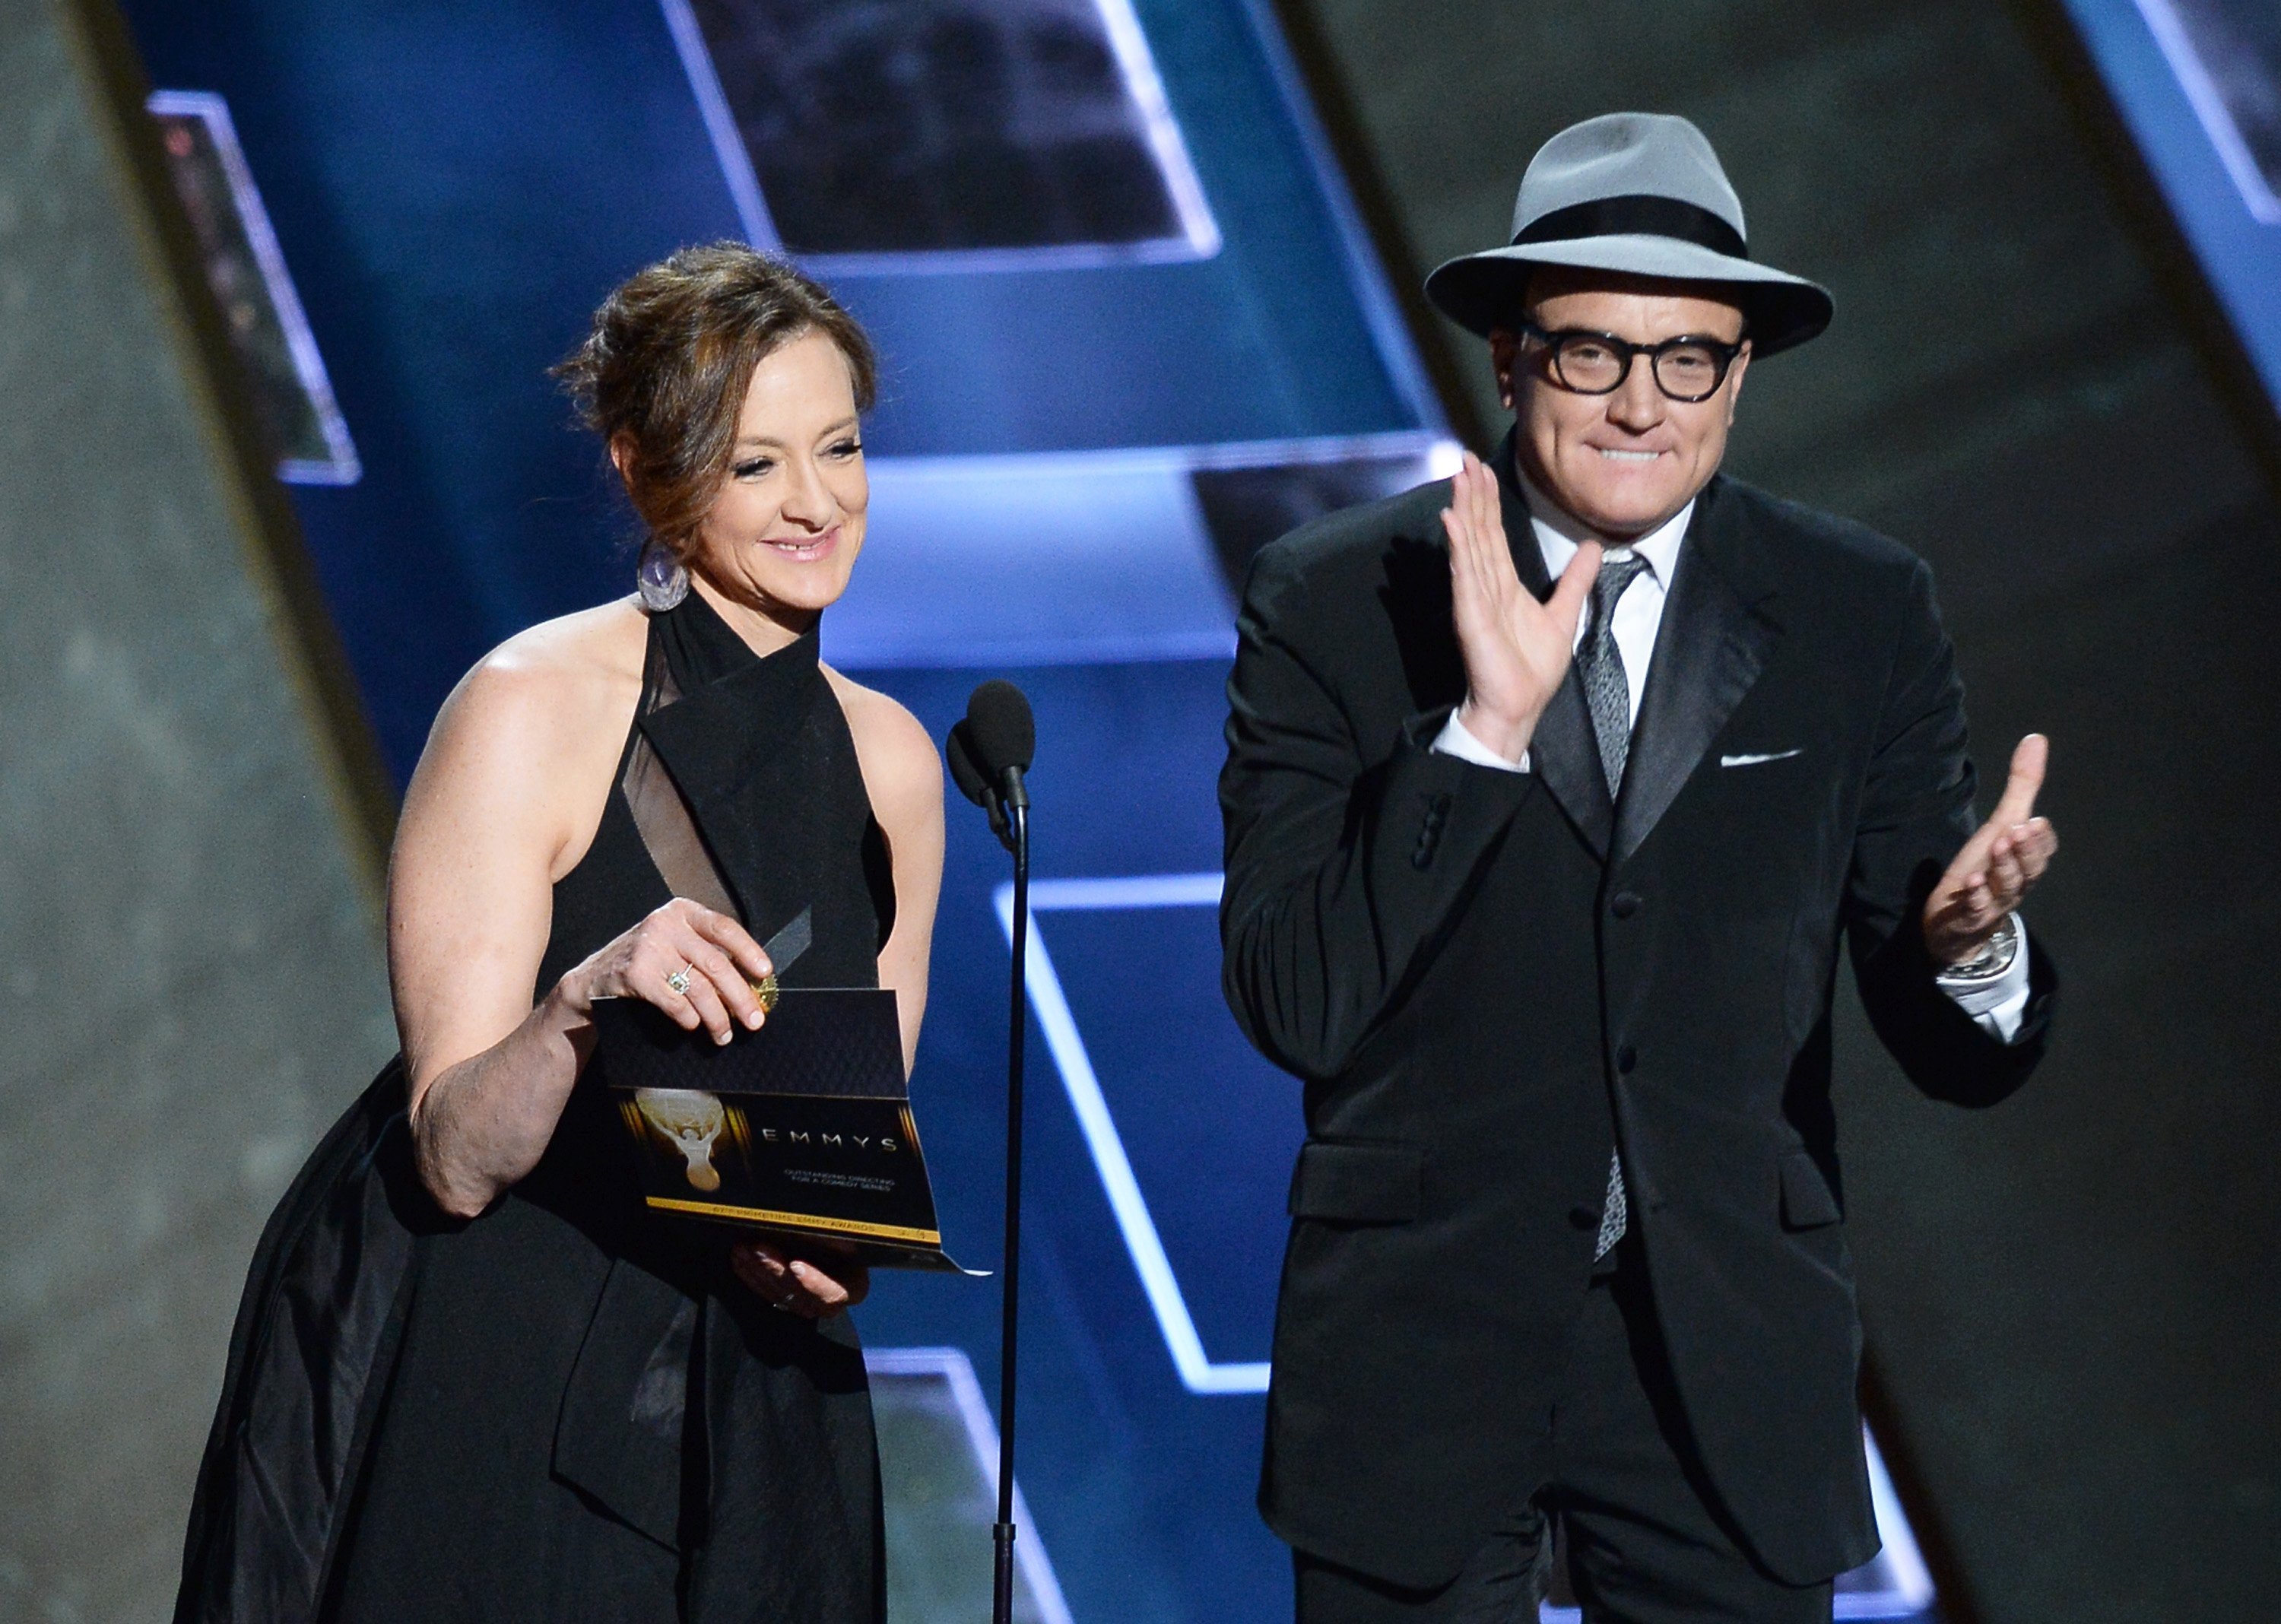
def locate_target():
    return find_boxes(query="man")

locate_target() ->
[1219,113,2059,1622]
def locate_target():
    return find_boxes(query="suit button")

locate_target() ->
[1615,1045,1638,1074]
[1610,891,1641,919]
[1568,1204,1599,1230]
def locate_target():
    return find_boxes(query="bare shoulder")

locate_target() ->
[431,601,642,757]
[476,596,646,692]
[822,666,942,818]
[399,599,649,871]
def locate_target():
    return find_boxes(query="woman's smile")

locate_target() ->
[761,524,841,563]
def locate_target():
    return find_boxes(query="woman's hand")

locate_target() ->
[561,896,776,1045]
[731,1236,871,1318]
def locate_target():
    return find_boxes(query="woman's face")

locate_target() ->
[687,328,868,623]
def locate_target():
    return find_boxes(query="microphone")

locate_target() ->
[944,680,1036,1624]
[948,680,1034,854]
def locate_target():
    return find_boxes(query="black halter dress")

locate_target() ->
[175,595,893,1624]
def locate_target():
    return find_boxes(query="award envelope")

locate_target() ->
[594,988,979,1273]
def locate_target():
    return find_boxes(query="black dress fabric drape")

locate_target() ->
[176,594,895,1623]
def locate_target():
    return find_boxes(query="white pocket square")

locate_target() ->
[1720,748,1804,768]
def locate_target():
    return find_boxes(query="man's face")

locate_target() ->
[1492,271,1750,538]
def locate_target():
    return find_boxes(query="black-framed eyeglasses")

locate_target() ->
[1520,322,1746,403]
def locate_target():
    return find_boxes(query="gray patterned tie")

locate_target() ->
[1578,552,1651,1261]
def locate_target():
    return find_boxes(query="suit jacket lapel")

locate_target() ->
[1614,489,1778,866]
[1496,446,1613,859]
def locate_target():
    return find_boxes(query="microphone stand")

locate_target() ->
[992,787,1029,1624]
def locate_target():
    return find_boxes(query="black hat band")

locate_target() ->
[1512,194,1748,261]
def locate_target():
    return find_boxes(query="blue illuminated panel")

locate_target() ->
[2133,0,2280,222]
[2059,0,2281,412]
[145,91,359,485]
[1000,874,1288,1392]
[661,0,1221,272]
[867,1346,1074,1622]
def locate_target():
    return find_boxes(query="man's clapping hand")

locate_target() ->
[1921,734,2060,965]
[1442,452,1601,763]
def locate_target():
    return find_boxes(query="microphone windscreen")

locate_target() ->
[945,720,992,808]
[965,680,1035,776]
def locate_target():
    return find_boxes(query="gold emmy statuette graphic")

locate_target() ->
[633,1088,729,1193]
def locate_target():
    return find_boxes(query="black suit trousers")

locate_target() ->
[1293,1243,1834,1624]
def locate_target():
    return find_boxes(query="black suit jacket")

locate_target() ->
[1218,444,2056,1589]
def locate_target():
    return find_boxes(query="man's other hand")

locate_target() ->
[1922,734,2060,964]
[1443,452,1600,763]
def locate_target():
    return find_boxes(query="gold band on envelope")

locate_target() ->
[646,1195,941,1245]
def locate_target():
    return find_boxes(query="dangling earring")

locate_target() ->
[636,538,688,611]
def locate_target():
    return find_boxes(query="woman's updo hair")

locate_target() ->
[556,242,877,561]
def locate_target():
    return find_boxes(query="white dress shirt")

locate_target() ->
[1431,468,2032,1041]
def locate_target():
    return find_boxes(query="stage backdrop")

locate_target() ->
[111,1,1949,1617]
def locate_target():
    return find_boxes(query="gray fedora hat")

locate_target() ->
[1424,113,1832,357]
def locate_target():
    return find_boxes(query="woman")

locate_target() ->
[176,244,941,1623]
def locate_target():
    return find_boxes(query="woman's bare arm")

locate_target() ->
[390,616,772,1218]
[830,673,946,1072]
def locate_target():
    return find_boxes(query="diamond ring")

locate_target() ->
[665,964,693,995]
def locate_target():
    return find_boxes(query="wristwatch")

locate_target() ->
[1937,912,2020,985]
